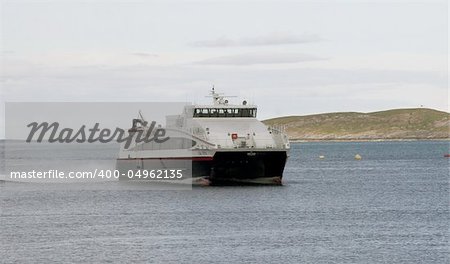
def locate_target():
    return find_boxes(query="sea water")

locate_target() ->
[1,141,448,263]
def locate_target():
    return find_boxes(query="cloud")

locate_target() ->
[190,33,322,47]
[131,52,159,58]
[194,52,326,65]
[2,54,446,116]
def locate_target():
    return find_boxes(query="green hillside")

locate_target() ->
[263,108,450,140]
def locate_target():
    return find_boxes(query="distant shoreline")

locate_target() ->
[289,138,450,143]
[1,138,448,143]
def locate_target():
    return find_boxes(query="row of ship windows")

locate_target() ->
[193,108,257,118]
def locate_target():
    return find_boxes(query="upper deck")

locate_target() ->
[188,88,257,118]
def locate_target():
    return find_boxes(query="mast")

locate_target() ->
[208,86,236,105]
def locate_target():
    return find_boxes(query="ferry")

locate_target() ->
[116,88,290,185]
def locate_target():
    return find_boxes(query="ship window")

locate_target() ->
[193,107,257,117]
[210,108,218,117]
[193,108,209,117]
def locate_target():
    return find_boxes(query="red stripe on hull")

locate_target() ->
[117,157,213,161]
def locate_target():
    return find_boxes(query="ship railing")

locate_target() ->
[268,125,286,134]
[268,125,290,147]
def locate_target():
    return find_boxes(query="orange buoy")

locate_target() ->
[444,154,450,158]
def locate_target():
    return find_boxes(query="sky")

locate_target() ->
[0,0,448,138]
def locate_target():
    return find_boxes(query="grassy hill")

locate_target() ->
[263,108,450,141]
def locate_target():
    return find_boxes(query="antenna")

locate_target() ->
[205,87,238,105]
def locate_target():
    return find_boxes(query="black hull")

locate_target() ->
[193,150,288,185]
[116,150,288,185]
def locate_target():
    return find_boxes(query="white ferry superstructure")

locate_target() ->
[116,88,290,185]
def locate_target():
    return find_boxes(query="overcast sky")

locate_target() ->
[0,0,448,137]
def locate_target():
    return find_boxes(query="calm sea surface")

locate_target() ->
[1,141,449,263]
